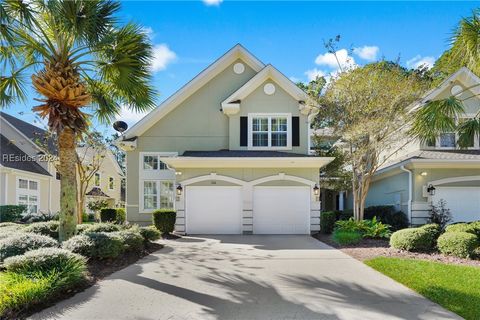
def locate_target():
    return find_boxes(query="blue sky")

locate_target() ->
[3,1,478,133]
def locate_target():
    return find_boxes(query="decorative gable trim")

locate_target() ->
[221,65,314,116]
[119,44,265,139]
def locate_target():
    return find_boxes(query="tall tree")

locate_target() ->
[1,0,156,241]
[312,62,430,220]
[411,10,480,147]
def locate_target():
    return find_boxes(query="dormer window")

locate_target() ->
[248,113,291,150]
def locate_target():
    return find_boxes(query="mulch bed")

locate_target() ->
[11,242,164,320]
[313,233,480,267]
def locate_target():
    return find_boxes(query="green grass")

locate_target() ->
[365,257,480,320]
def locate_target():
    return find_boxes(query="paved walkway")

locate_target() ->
[32,235,460,320]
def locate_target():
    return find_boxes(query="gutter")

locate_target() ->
[400,165,412,224]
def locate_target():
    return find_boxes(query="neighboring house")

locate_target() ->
[362,67,480,225]
[0,112,124,216]
[117,44,333,234]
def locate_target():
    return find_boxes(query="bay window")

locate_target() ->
[248,114,291,149]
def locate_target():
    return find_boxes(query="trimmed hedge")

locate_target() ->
[76,223,121,234]
[0,233,58,261]
[116,208,126,224]
[389,224,440,252]
[113,229,144,251]
[4,248,86,274]
[437,231,479,259]
[445,222,480,238]
[62,232,123,259]
[100,208,117,223]
[0,205,26,222]
[320,211,336,234]
[23,221,59,239]
[139,226,161,242]
[153,210,176,235]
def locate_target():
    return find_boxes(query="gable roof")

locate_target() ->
[0,134,51,176]
[410,67,480,112]
[221,64,309,108]
[121,44,265,139]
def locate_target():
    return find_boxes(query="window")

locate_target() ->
[94,173,100,187]
[249,114,290,149]
[143,155,168,171]
[142,180,175,211]
[17,178,39,214]
[439,133,456,148]
[109,177,114,190]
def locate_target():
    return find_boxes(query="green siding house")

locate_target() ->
[117,44,333,234]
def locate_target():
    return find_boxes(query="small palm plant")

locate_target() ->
[1,0,156,241]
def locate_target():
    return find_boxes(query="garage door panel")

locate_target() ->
[433,187,480,222]
[186,186,242,234]
[253,186,310,234]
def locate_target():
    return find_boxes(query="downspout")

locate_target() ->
[400,165,412,225]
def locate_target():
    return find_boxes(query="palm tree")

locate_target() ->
[411,11,480,148]
[1,0,156,241]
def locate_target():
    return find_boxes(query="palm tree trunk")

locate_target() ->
[58,127,78,242]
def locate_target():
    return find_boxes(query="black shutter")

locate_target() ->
[292,116,300,146]
[240,117,248,146]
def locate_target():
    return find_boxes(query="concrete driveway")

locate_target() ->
[32,235,460,320]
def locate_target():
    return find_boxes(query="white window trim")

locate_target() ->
[139,152,178,173]
[428,115,480,150]
[16,177,40,214]
[108,177,114,190]
[94,172,101,187]
[139,179,175,213]
[247,113,292,150]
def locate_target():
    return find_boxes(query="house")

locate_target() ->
[0,112,124,217]
[117,44,334,234]
[362,67,480,225]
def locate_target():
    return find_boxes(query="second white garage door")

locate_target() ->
[253,186,310,234]
[186,186,243,234]
[432,187,480,222]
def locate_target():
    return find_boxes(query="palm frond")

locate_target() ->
[0,70,27,107]
[457,117,480,148]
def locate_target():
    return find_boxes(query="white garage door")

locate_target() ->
[253,186,310,234]
[186,186,243,234]
[433,187,480,222]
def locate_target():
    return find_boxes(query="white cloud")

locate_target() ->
[151,44,177,72]
[116,105,149,127]
[202,0,223,6]
[406,55,435,69]
[304,68,326,81]
[141,27,155,40]
[315,49,355,70]
[353,45,379,61]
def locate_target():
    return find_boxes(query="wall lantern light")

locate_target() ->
[420,171,428,176]
[427,184,436,196]
[313,184,320,196]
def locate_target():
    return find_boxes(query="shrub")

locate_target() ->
[23,221,59,239]
[20,211,58,223]
[113,229,144,251]
[334,218,367,233]
[0,233,58,261]
[139,226,161,242]
[320,211,336,234]
[0,224,24,239]
[153,210,176,235]
[389,227,437,252]
[336,210,353,220]
[116,208,126,224]
[364,206,409,231]
[100,208,117,222]
[332,230,362,245]
[4,248,86,275]
[437,232,479,259]
[445,222,480,238]
[63,232,123,259]
[429,199,452,229]
[0,222,21,228]
[0,205,26,222]
[362,217,392,239]
[420,223,442,241]
[76,222,121,234]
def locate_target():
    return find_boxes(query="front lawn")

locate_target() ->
[365,257,480,320]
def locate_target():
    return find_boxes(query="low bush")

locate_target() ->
[116,208,126,224]
[113,229,144,251]
[63,232,123,259]
[437,232,479,259]
[100,208,117,223]
[76,222,121,234]
[0,205,26,223]
[320,211,336,234]
[335,218,366,233]
[153,209,176,235]
[0,222,21,228]
[445,222,480,238]
[23,221,59,239]
[334,217,391,239]
[4,248,86,275]
[0,233,58,261]
[389,224,440,252]
[21,211,58,223]
[139,226,161,242]
[364,206,409,231]
[0,224,24,240]
[420,223,442,240]
[332,230,362,245]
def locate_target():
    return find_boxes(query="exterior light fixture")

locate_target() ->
[420,171,428,176]
[313,184,320,196]
[427,184,436,196]
[176,184,183,196]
